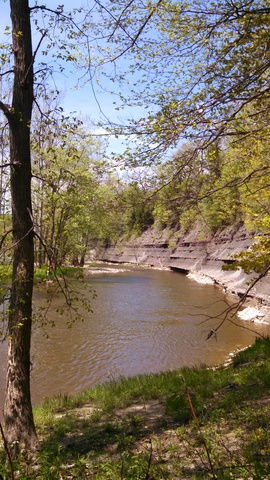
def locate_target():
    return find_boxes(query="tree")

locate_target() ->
[221,104,270,273]
[0,0,98,454]
[152,145,204,231]
[0,0,39,452]
[31,116,107,268]
[118,181,154,235]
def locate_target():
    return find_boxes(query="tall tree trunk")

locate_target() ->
[3,0,38,452]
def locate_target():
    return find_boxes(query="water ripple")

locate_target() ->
[1,265,270,406]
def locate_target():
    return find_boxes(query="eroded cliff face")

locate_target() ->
[99,222,270,304]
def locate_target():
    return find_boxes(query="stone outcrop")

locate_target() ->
[99,222,270,304]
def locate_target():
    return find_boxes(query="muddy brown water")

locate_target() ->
[1,264,269,407]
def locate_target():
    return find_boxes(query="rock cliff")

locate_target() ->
[99,222,270,304]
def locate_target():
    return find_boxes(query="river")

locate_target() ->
[1,264,270,407]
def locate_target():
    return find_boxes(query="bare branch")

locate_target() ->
[0,163,15,169]
[0,101,13,124]
[0,70,14,78]
[200,264,270,341]
[0,230,13,252]
[95,0,164,61]
[24,30,48,86]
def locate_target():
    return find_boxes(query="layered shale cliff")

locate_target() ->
[100,222,270,304]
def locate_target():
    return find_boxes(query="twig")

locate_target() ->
[144,439,153,480]
[182,376,217,479]
[0,229,13,250]
[0,421,15,480]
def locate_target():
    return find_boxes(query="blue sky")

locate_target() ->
[0,0,139,155]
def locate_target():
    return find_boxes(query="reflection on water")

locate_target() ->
[1,264,270,406]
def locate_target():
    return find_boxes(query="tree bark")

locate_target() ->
[3,0,38,452]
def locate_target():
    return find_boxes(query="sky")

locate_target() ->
[0,0,139,156]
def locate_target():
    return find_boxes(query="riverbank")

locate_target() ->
[99,222,270,321]
[186,270,270,324]
[2,337,270,478]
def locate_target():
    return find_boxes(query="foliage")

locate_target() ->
[120,182,154,235]
[94,0,270,164]
[31,111,108,267]
[218,110,270,273]
[152,145,203,230]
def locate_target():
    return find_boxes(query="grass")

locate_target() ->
[0,262,84,286]
[1,337,270,478]
[34,265,84,283]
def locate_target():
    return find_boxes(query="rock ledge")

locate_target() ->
[99,223,270,305]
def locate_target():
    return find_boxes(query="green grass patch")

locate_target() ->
[34,265,84,283]
[232,336,270,367]
[0,263,84,286]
